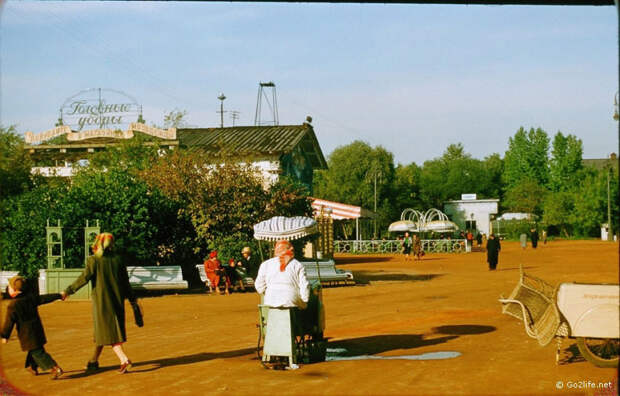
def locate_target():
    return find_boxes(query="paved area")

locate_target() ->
[1,240,618,395]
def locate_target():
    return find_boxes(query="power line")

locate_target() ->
[4,6,200,117]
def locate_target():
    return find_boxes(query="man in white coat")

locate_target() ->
[255,240,310,309]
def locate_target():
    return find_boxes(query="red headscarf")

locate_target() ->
[209,251,218,259]
[274,240,294,272]
[92,233,114,258]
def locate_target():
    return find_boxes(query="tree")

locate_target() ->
[418,143,489,208]
[163,109,188,129]
[481,153,504,203]
[504,179,547,216]
[571,167,618,237]
[313,140,396,237]
[393,162,422,214]
[503,127,550,190]
[0,125,34,200]
[60,167,182,268]
[549,132,583,192]
[542,191,574,237]
[0,184,67,277]
[141,150,312,259]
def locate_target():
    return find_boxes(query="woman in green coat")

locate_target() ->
[62,233,138,374]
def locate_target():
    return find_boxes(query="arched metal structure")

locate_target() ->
[389,208,458,234]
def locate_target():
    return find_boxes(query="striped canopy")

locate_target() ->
[253,216,319,241]
[311,197,376,220]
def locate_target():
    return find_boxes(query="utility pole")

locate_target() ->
[368,169,382,240]
[217,93,226,128]
[230,111,240,126]
[374,171,378,239]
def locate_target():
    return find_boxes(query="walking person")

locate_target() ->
[1,276,64,379]
[412,234,423,261]
[466,230,474,251]
[486,234,501,270]
[530,228,539,249]
[519,233,527,250]
[476,232,483,248]
[542,229,547,245]
[401,232,413,261]
[62,233,140,374]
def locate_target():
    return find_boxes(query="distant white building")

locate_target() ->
[443,194,499,236]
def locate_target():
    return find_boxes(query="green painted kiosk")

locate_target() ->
[42,220,99,300]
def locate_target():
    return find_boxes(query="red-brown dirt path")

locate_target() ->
[1,240,618,396]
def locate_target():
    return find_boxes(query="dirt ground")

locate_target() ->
[1,240,618,396]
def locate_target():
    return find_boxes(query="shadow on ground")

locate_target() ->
[335,256,392,265]
[431,325,496,335]
[559,343,586,365]
[353,272,442,284]
[61,348,256,378]
[328,334,458,356]
[496,266,538,272]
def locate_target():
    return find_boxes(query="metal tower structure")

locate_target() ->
[254,81,279,126]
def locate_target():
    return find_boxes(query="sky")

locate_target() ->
[0,2,617,165]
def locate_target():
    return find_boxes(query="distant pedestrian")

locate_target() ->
[476,232,483,247]
[466,230,474,250]
[542,230,547,245]
[519,233,527,250]
[412,234,422,261]
[486,234,501,270]
[530,228,539,249]
[402,232,413,261]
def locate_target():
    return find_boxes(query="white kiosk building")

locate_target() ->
[443,194,499,236]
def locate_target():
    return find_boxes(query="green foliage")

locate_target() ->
[313,140,396,237]
[503,127,550,190]
[0,125,34,200]
[0,184,67,277]
[549,132,583,192]
[495,219,536,240]
[142,150,312,259]
[60,167,182,267]
[418,143,494,208]
[162,109,188,129]
[88,134,160,172]
[504,179,547,216]
[542,191,574,237]
[571,167,618,237]
[393,162,422,213]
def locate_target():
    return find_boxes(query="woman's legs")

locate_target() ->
[90,345,104,363]
[112,343,129,364]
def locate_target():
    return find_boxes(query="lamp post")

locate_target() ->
[217,93,226,128]
[367,169,382,240]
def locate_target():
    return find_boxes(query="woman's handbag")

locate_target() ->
[131,300,144,327]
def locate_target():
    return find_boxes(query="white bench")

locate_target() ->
[0,270,19,291]
[195,264,255,289]
[301,260,354,286]
[126,266,188,290]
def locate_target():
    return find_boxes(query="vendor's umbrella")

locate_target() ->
[253,215,323,287]
[388,220,418,233]
[422,220,459,233]
[253,216,318,241]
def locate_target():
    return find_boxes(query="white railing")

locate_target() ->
[334,239,467,254]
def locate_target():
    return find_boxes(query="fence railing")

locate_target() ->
[334,239,467,254]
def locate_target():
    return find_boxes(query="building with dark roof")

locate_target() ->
[24,119,327,191]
